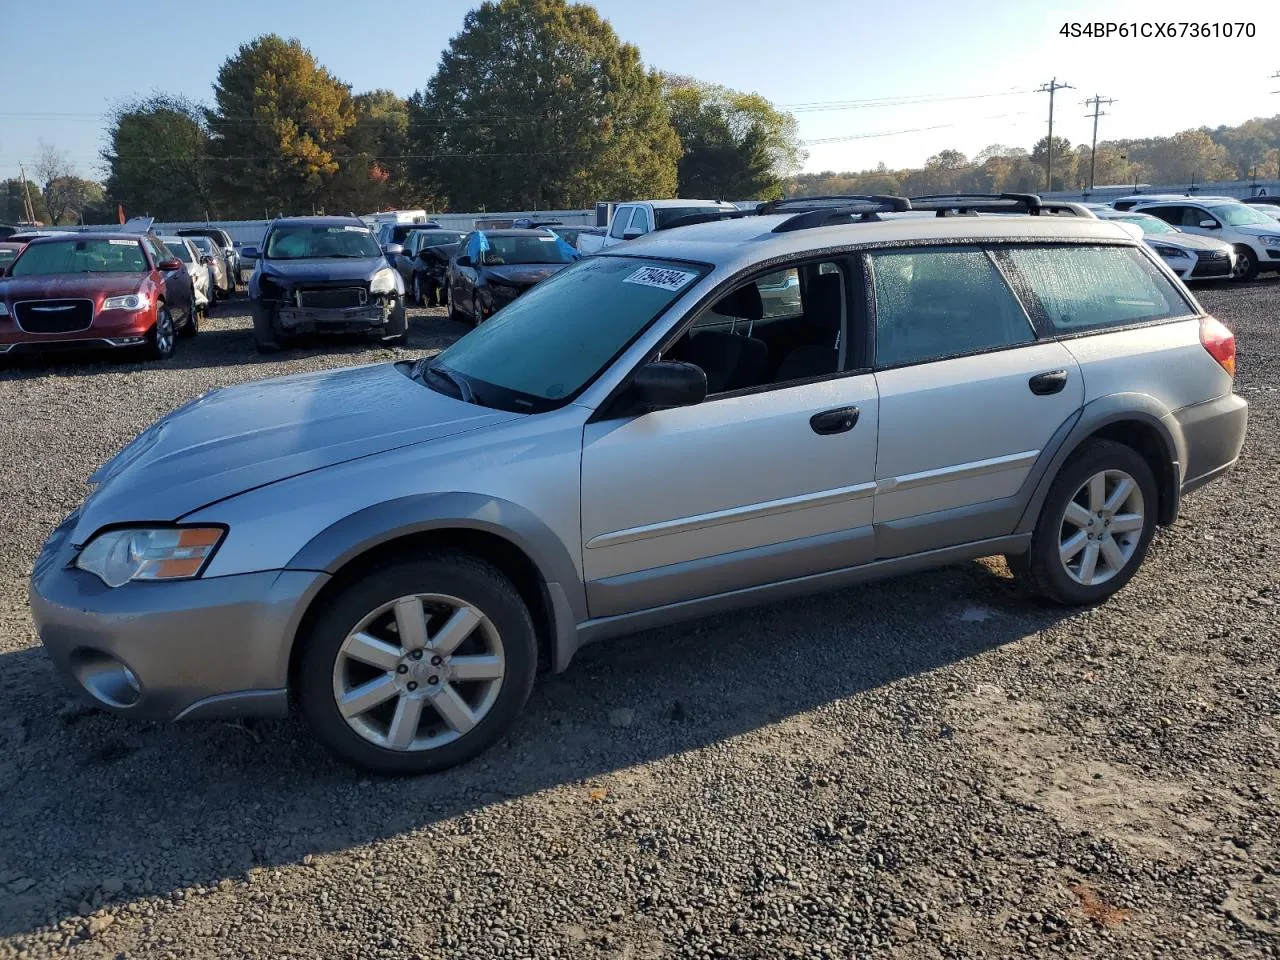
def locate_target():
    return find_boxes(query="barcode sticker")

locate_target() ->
[623,266,697,291]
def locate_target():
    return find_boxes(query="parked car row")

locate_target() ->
[28,190,1248,775]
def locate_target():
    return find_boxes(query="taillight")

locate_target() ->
[1200,315,1236,378]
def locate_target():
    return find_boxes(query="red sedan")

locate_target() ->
[0,232,196,360]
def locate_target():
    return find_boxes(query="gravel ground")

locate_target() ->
[0,283,1276,960]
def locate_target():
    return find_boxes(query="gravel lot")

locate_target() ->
[0,283,1276,960]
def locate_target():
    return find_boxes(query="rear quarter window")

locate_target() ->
[1003,245,1192,336]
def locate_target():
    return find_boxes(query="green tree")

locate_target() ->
[1031,135,1077,190]
[208,34,356,216]
[103,94,216,220]
[408,0,680,210]
[663,76,804,200]
[43,177,105,225]
[0,178,49,224]
[331,90,423,214]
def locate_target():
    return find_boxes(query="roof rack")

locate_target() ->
[757,194,908,215]
[770,196,912,233]
[908,193,1044,216]
[654,210,747,232]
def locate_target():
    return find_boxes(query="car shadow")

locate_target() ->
[0,557,1074,937]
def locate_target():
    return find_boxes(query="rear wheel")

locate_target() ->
[297,554,538,775]
[144,304,176,360]
[412,275,423,307]
[178,304,199,338]
[1010,439,1157,606]
[1231,245,1259,282]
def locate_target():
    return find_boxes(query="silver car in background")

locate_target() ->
[158,236,212,316]
[30,200,1247,775]
[187,235,230,301]
[1091,209,1236,281]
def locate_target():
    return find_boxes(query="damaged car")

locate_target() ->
[245,216,408,352]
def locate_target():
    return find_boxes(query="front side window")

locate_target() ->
[869,247,1034,368]
[10,238,148,276]
[161,240,193,263]
[609,207,633,239]
[1004,245,1191,334]
[432,256,707,409]
[265,224,381,260]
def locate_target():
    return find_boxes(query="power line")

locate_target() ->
[1037,77,1073,190]
[803,111,1032,146]
[1082,94,1116,190]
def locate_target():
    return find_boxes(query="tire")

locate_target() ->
[1231,245,1259,282]
[297,553,538,775]
[251,302,281,353]
[473,296,483,325]
[382,298,409,346]
[144,304,176,360]
[178,304,200,339]
[449,292,466,323]
[411,275,423,307]
[1010,439,1158,606]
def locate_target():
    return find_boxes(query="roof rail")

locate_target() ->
[654,210,747,232]
[757,194,907,215]
[770,196,913,233]
[909,193,1044,216]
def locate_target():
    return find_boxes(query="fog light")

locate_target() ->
[70,649,142,707]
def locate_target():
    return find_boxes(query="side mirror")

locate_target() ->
[455,254,472,267]
[633,360,706,412]
[622,228,644,241]
[241,246,259,259]
[383,243,404,258]
[1199,219,1219,229]
[158,258,183,272]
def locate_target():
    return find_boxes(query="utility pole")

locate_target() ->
[1082,94,1115,192]
[17,162,36,224]
[1037,77,1074,191]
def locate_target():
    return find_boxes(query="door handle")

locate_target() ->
[809,406,860,435]
[1028,370,1068,396]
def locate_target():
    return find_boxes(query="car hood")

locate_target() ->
[258,256,389,285]
[0,274,143,301]
[71,362,522,544]
[1226,223,1280,238]
[1147,233,1232,252]
[485,263,568,286]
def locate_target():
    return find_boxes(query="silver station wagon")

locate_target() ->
[31,195,1249,774]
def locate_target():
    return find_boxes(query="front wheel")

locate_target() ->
[251,302,281,353]
[144,304,176,360]
[178,304,200,338]
[382,298,408,346]
[1010,439,1157,606]
[297,554,538,775]
[411,275,423,307]
[1231,245,1259,282]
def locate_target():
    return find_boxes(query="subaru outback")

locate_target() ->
[30,197,1248,774]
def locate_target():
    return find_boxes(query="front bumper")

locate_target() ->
[30,511,329,721]
[274,301,394,333]
[0,305,157,352]
[1190,255,1233,279]
[1176,392,1248,495]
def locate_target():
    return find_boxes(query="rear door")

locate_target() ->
[867,245,1084,556]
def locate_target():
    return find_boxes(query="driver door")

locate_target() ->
[580,258,879,619]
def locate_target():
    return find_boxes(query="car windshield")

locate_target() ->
[266,224,380,259]
[1117,214,1174,235]
[479,234,575,265]
[1206,203,1275,226]
[428,256,708,411]
[417,231,463,247]
[160,240,194,263]
[9,238,147,276]
[654,206,730,228]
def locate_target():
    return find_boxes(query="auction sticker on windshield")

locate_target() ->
[624,266,697,291]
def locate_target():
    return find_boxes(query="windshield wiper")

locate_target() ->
[415,357,477,404]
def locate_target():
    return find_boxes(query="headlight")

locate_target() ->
[102,293,150,311]
[75,526,224,588]
[1151,245,1187,259]
[370,268,398,294]
[1262,236,1280,248]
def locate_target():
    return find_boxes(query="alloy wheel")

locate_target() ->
[155,308,175,355]
[331,593,505,752]
[1232,249,1255,280]
[1057,468,1145,586]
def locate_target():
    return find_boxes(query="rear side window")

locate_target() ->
[868,247,1035,368]
[1004,245,1191,335]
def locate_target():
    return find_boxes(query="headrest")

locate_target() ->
[711,283,764,321]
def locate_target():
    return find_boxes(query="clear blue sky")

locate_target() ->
[3,0,1279,184]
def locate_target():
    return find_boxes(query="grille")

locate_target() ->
[296,287,366,309]
[1196,250,1229,261]
[14,299,94,333]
